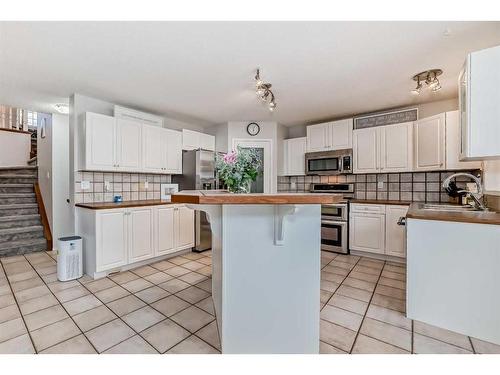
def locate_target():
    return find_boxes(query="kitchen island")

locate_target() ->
[406,203,500,345]
[171,191,343,354]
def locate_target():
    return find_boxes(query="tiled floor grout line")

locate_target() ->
[0,259,38,352]
[75,255,220,354]
[348,260,387,354]
[22,254,95,354]
[411,319,414,354]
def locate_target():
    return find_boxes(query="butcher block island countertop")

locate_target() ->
[171,190,342,204]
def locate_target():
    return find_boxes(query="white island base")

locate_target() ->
[188,203,321,354]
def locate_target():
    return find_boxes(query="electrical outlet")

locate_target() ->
[377,181,384,189]
[144,181,149,190]
[104,181,111,192]
[81,181,91,190]
[290,182,296,190]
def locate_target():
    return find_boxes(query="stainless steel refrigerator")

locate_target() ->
[172,149,215,252]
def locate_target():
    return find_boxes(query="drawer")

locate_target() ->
[350,203,386,214]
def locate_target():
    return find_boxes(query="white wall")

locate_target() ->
[37,113,53,232]
[52,114,72,243]
[286,98,460,139]
[0,130,30,167]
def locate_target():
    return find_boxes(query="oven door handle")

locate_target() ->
[321,220,347,226]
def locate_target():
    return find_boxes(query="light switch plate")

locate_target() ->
[104,181,111,192]
[80,181,91,190]
[377,181,384,189]
[143,181,149,190]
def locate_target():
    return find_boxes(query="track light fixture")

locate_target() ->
[255,69,277,112]
[411,69,443,95]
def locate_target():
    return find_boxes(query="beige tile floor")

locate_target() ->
[1,249,500,354]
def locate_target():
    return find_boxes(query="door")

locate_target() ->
[232,139,273,193]
[96,210,127,271]
[330,119,353,150]
[165,129,182,174]
[176,205,194,249]
[380,122,413,172]
[385,205,408,258]
[85,112,116,171]
[128,207,154,263]
[156,206,176,256]
[353,127,379,173]
[414,114,445,171]
[142,124,166,172]
[307,123,329,152]
[445,111,482,170]
[116,118,142,171]
[349,212,385,254]
[287,137,306,176]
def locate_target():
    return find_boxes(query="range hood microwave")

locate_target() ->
[305,149,353,175]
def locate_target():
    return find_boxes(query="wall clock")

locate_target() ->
[247,122,260,136]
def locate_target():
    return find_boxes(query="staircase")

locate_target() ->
[0,167,47,257]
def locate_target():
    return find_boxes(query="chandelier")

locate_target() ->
[254,69,276,111]
[411,69,442,95]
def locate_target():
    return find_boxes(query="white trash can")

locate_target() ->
[57,236,83,281]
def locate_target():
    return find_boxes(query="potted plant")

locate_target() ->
[215,146,262,193]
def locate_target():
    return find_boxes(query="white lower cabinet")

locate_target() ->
[177,205,195,249]
[79,204,195,277]
[156,206,176,256]
[385,205,409,258]
[349,203,408,259]
[96,209,128,271]
[349,207,386,254]
[128,207,154,263]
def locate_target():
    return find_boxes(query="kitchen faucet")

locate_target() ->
[442,172,486,211]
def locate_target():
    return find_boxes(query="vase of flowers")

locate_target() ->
[215,146,262,193]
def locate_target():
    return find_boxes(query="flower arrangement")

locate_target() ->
[216,146,262,193]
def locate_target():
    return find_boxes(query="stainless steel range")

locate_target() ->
[310,183,354,254]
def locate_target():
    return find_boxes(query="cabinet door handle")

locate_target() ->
[397,217,406,226]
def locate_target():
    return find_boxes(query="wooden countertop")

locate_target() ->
[171,190,343,205]
[75,200,176,210]
[407,203,500,225]
[349,199,411,206]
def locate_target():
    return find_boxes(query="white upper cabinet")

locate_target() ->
[445,111,482,170]
[330,119,353,150]
[142,124,167,173]
[282,137,306,176]
[354,122,413,174]
[84,112,116,171]
[182,129,215,151]
[460,45,500,160]
[116,118,142,171]
[142,124,182,174]
[306,123,330,152]
[165,129,183,174]
[353,127,379,174]
[380,122,413,173]
[83,112,182,174]
[306,119,353,152]
[414,114,445,171]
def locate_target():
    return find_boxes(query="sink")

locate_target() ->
[421,203,483,212]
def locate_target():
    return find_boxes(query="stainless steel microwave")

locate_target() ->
[305,149,353,175]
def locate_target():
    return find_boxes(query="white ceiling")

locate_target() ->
[1,21,500,127]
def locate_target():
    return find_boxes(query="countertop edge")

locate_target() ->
[75,200,176,210]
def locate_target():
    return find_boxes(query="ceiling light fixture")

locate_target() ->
[254,69,277,112]
[411,69,443,95]
[53,103,69,114]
